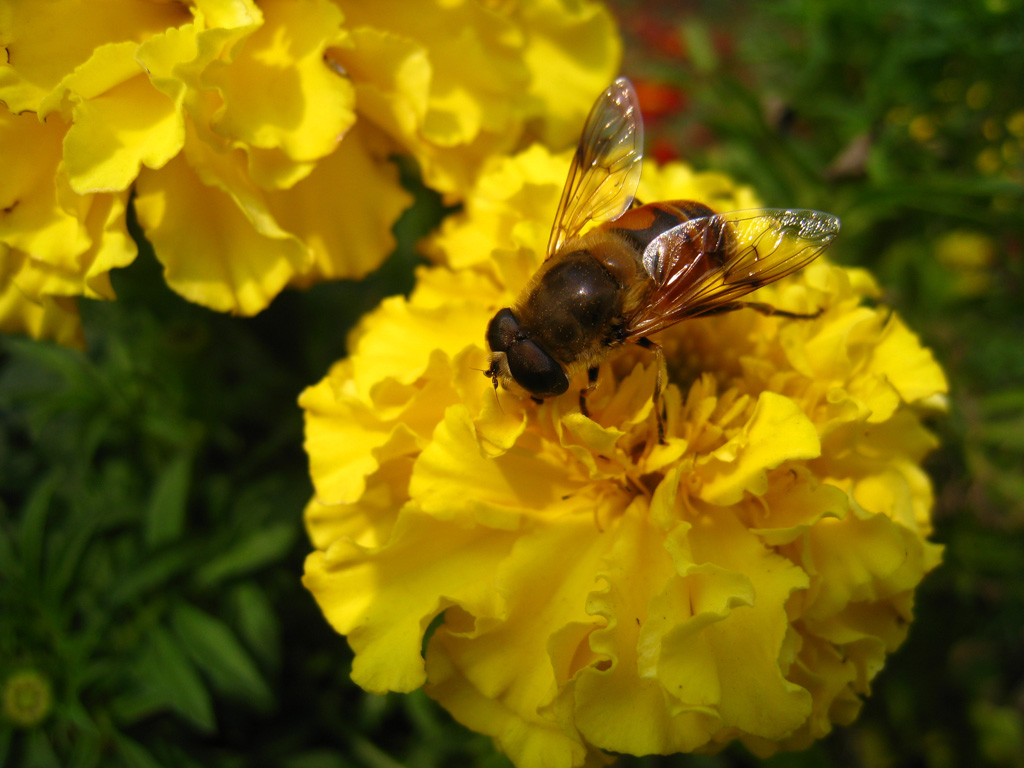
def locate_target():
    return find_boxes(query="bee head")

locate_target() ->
[485,308,569,398]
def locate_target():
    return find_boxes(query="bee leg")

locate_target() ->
[701,301,823,320]
[579,366,599,417]
[636,338,667,444]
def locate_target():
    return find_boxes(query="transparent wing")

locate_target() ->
[626,208,841,339]
[546,77,644,258]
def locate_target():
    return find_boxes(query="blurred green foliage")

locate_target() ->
[2,1,1023,766]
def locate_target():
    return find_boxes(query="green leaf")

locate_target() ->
[23,729,61,768]
[144,451,192,548]
[170,601,273,712]
[121,625,215,733]
[0,516,18,582]
[350,736,406,768]
[61,700,100,737]
[45,508,102,602]
[18,470,60,584]
[114,734,165,768]
[228,582,281,669]
[0,727,11,768]
[1,337,88,389]
[681,20,717,73]
[193,522,297,588]
[104,548,198,607]
[66,729,103,768]
[977,416,1024,451]
[283,751,356,768]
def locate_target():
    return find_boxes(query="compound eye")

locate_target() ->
[506,338,569,397]
[486,308,519,353]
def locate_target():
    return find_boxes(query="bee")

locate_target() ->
[485,77,840,420]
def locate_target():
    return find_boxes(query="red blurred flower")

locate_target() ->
[650,136,680,164]
[631,17,685,59]
[633,78,688,121]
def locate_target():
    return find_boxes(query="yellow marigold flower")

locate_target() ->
[0,0,617,338]
[302,147,948,766]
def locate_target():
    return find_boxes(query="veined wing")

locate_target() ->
[546,77,644,258]
[626,208,840,339]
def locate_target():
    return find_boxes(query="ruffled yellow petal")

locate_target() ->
[748,469,850,546]
[669,506,811,740]
[517,0,620,147]
[331,0,620,196]
[0,110,84,265]
[334,0,523,193]
[696,392,821,506]
[0,247,83,347]
[331,26,428,144]
[274,124,411,285]
[571,501,718,755]
[205,0,354,165]
[345,277,495,400]
[427,645,593,768]
[304,510,518,694]
[427,145,566,274]
[426,514,619,768]
[0,0,190,113]
[38,41,184,193]
[304,455,411,553]
[869,315,948,404]
[0,107,136,304]
[301,353,456,506]
[301,360,411,506]
[133,145,307,315]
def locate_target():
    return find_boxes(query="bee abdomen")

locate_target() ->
[607,200,717,253]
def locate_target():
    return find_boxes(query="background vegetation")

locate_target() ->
[2,0,1023,765]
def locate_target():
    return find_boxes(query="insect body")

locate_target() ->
[485,77,840,402]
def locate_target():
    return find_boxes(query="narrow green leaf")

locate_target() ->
[170,601,273,712]
[350,736,407,768]
[1,337,88,387]
[979,389,1024,416]
[228,582,281,669]
[45,511,101,602]
[283,751,355,768]
[60,700,100,736]
[144,451,192,548]
[0,726,11,767]
[977,416,1024,451]
[125,625,215,732]
[0,516,18,581]
[404,689,444,740]
[681,21,717,73]
[114,734,165,768]
[23,729,61,768]
[67,729,103,768]
[18,470,60,583]
[104,548,198,607]
[193,522,297,588]
[109,688,171,726]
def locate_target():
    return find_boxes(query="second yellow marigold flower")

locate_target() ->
[0,0,618,340]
